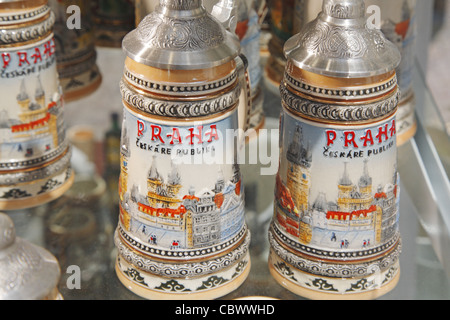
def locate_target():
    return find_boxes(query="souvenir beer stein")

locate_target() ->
[265,0,295,86]
[269,0,402,299]
[0,212,62,300]
[49,0,102,102]
[236,0,265,132]
[114,0,252,300]
[92,0,136,48]
[367,0,417,145]
[0,0,74,211]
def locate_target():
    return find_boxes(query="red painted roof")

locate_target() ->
[11,113,50,133]
[183,195,200,201]
[138,203,187,218]
[374,192,387,199]
[327,205,377,221]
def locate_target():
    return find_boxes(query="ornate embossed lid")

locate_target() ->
[284,0,401,78]
[0,212,61,300]
[122,0,240,70]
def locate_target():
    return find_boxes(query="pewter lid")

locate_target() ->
[122,0,240,70]
[0,213,61,300]
[284,0,401,78]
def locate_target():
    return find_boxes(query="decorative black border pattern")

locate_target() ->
[117,256,250,294]
[115,229,250,278]
[124,68,238,97]
[0,141,69,171]
[269,226,402,279]
[0,149,71,186]
[0,5,49,24]
[0,166,72,201]
[284,72,397,101]
[0,11,55,45]
[280,83,400,123]
[120,80,241,118]
[118,224,248,261]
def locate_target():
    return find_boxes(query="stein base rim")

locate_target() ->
[115,257,251,300]
[268,260,400,301]
[0,171,74,211]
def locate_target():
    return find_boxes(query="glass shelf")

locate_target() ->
[5,48,450,300]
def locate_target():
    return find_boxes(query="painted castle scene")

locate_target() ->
[118,115,246,251]
[275,117,400,251]
[0,75,64,162]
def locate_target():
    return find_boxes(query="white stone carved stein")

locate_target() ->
[0,212,63,300]
[0,0,73,211]
[268,0,403,300]
[114,0,252,300]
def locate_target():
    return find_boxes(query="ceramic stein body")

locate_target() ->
[49,0,102,102]
[0,0,73,211]
[269,0,402,300]
[114,0,251,300]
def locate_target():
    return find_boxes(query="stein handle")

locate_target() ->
[235,54,252,142]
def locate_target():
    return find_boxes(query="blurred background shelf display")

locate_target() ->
[2,0,450,300]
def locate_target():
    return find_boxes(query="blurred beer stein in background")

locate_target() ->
[92,0,135,48]
[0,0,73,211]
[49,0,102,102]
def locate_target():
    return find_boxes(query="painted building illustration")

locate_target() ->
[379,0,413,47]
[119,125,130,203]
[275,125,399,250]
[119,139,245,250]
[286,126,312,214]
[0,75,64,160]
